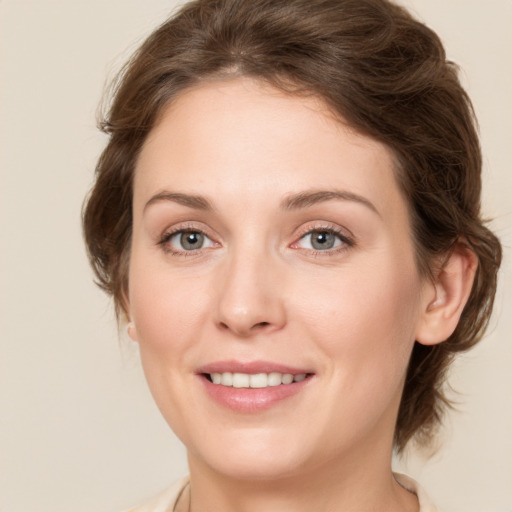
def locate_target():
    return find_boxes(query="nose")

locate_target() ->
[214,248,287,337]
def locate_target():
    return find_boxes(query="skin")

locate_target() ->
[127,77,475,512]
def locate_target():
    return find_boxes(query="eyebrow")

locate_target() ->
[281,190,380,216]
[144,191,213,212]
[143,188,380,216]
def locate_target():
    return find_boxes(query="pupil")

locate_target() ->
[312,231,334,250]
[181,232,203,250]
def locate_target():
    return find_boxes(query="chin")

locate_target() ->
[187,427,316,481]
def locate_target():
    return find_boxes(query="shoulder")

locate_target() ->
[121,477,189,512]
[394,472,440,512]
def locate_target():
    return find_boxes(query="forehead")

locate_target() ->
[134,77,406,220]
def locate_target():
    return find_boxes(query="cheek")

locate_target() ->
[128,255,211,356]
[295,256,422,378]
[127,256,213,434]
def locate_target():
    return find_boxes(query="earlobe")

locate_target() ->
[126,321,139,342]
[416,242,478,346]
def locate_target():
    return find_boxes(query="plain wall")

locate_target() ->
[1,1,511,511]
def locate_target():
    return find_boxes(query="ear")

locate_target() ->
[121,282,139,341]
[415,242,478,346]
[126,321,139,342]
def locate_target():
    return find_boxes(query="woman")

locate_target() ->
[83,0,501,510]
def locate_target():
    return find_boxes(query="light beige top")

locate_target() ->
[124,473,439,512]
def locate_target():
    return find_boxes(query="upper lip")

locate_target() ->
[197,360,313,375]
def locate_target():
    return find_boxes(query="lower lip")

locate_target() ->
[199,375,312,413]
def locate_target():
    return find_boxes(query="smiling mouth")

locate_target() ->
[204,372,312,388]
[199,365,314,412]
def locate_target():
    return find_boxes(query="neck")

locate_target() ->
[186,441,418,512]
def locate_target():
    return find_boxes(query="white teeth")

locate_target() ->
[249,373,268,388]
[220,372,233,386]
[208,372,308,388]
[232,373,250,388]
[282,373,294,384]
[267,372,282,387]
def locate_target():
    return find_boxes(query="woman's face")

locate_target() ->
[129,77,430,480]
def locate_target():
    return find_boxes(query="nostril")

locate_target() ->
[216,319,276,336]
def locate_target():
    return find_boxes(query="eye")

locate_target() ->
[295,228,351,251]
[162,229,216,253]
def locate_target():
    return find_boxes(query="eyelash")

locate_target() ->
[157,224,216,256]
[292,224,355,256]
[157,224,355,257]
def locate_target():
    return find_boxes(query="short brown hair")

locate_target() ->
[82,0,502,452]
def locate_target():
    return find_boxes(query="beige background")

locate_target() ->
[1,1,511,511]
